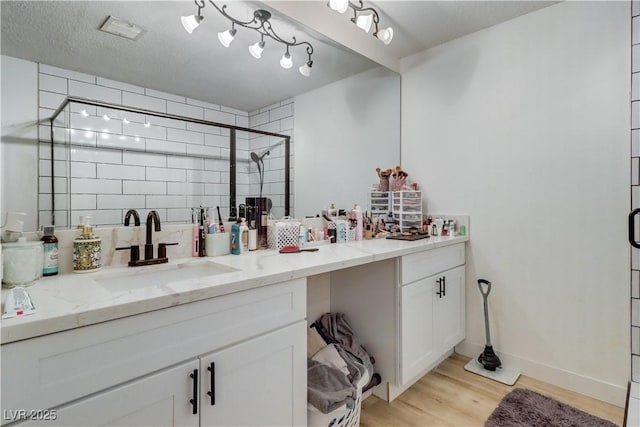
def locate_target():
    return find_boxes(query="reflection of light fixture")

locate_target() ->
[329,0,393,45]
[249,35,265,59]
[103,114,110,121]
[123,118,130,124]
[181,1,314,77]
[181,0,204,34]
[280,48,292,69]
[144,121,151,128]
[80,109,89,117]
[218,24,237,48]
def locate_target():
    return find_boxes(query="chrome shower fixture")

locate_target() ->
[327,0,393,45]
[181,1,314,77]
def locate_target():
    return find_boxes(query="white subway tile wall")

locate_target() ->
[38,63,293,227]
[633,0,639,381]
[246,98,294,219]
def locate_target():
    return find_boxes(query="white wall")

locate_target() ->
[401,1,630,405]
[1,56,38,231]
[294,66,400,217]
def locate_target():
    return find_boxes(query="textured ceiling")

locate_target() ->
[0,1,377,112]
[0,1,558,112]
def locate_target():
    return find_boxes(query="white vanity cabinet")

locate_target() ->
[198,322,306,426]
[1,278,307,427]
[11,359,201,427]
[400,264,465,384]
[327,242,466,402]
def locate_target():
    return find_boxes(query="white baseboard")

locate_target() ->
[455,341,627,407]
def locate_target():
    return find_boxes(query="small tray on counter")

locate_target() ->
[386,232,430,241]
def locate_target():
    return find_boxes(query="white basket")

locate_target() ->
[308,371,370,427]
[267,220,301,250]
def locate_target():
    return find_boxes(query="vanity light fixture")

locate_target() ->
[328,0,394,45]
[180,1,314,77]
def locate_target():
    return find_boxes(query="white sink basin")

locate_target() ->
[94,260,239,292]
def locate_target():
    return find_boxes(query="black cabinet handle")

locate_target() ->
[189,369,198,415]
[442,276,446,297]
[436,278,443,298]
[207,362,215,406]
[629,209,640,249]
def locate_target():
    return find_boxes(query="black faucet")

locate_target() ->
[145,210,161,260]
[116,210,178,267]
[124,209,140,226]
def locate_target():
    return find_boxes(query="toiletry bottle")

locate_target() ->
[191,208,199,257]
[231,219,242,255]
[73,217,102,273]
[199,206,206,257]
[354,204,363,241]
[41,226,58,276]
[448,220,456,236]
[240,219,249,253]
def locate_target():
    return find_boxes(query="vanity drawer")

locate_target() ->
[1,278,306,420]
[400,243,465,285]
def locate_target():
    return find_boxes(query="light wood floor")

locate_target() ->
[360,353,624,426]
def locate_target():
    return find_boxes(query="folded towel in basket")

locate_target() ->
[307,359,356,414]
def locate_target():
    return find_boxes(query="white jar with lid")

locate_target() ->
[1,238,43,287]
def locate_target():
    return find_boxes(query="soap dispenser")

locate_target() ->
[73,216,102,273]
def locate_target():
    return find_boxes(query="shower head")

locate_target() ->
[250,149,270,163]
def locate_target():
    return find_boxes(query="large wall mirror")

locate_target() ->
[1,0,400,231]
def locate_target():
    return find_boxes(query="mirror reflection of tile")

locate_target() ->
[41,65,292,229]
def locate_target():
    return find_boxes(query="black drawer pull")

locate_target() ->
[207,362,216,406]
[189,369,198,415]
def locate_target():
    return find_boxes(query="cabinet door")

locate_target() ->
[400,277,435,384]
[434,265,466,354]
[12,360,199,427]
[199,321,306,427]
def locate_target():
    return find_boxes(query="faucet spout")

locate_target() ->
[146,210,161,245]
[124,209,140,227]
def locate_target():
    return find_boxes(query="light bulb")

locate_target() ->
[218,28,236,48]
[329,0,349,14]
[356,13,373,33]
[299,62,312,77]
[181,14,202,34]
[376,26,394,45]
[280,52,293,69]
[249,41,265,59]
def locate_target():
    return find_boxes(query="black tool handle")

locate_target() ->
[442,276,446,297]
[189,369,198,415]
[478,279,492,297]
[629,209,640,249]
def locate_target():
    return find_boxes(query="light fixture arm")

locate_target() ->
[207,2,313,56]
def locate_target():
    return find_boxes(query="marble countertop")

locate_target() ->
[1,235,468,343]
